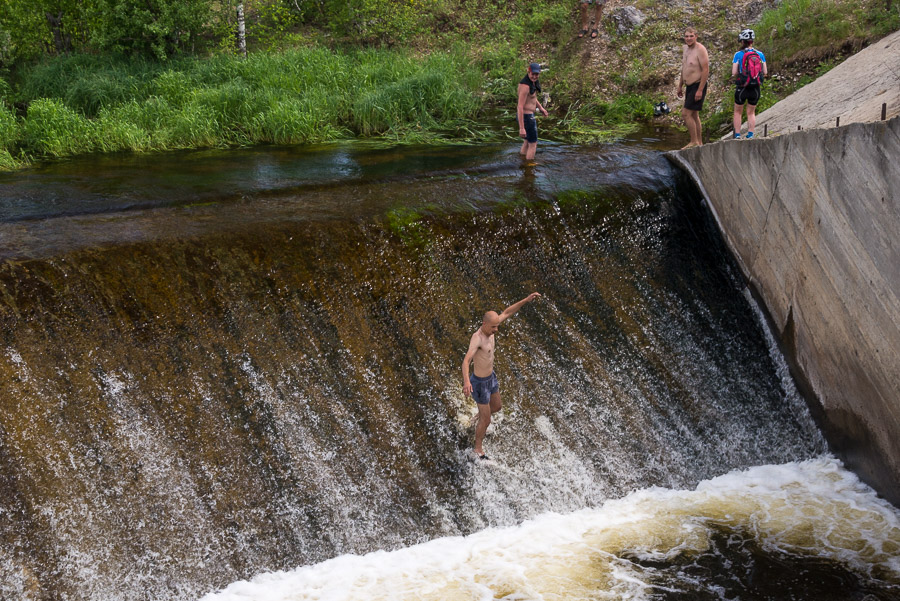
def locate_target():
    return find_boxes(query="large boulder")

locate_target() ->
[613,6,646,36]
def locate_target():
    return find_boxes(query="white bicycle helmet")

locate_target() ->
[739,29,755,41]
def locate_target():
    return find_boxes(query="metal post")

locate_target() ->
[883,103,888,120]
[836,116,840,127]
[764,124,768,137]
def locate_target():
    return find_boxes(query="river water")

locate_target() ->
[0,136,898,600]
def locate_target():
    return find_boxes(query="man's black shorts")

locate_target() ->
[734,86,761,106]
[522,113,538,143]
[684,81,708,111]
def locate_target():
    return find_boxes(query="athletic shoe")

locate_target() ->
[733,133,741,139]
[746,132,754,139]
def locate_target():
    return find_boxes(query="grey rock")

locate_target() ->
[613,6,646,36]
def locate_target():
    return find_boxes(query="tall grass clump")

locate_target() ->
[352,71,479,135]
[10,46,491,160]
[0,103,20,169]
[0,103,18,149]
[22,99,95,157]
[16,54,163,117]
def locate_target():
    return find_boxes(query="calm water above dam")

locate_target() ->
[0,138,898,601]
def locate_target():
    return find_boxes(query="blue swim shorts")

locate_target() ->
[470,372,499,405]
[522,113,538,143]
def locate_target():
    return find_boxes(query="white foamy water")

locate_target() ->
[200,456,900,601]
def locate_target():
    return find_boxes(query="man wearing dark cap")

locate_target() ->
[517,62,549,160]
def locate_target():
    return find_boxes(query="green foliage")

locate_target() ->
[250,98,346,144]
[757,0,900,62]
[0,0,101,61]
[91,0,215,59]
[16,54,162,113]
[0,76,11,105]
[22,99,95,157]
[239,0,306,51]
[0,26,13,68]
[0,103,19,150]
[9,47,489,159]
[0,148,17,169]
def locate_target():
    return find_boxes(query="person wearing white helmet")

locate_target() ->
[732,28,768,139]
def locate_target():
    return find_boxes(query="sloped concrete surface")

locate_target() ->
[749,29,900,136]
[670,117,900,505]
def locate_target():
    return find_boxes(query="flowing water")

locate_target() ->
[0,135,898,601]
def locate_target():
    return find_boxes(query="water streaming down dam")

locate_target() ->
[0,140,898,601]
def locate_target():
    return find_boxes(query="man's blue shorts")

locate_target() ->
[470,372,499,405]
[522,113,538,143]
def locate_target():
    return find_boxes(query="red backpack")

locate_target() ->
[738,49,764,88]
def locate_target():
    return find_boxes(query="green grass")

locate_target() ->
[9,47,495,160]
[703,0,899,136]
[758,0,900,63]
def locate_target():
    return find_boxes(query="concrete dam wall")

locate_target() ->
[669,117,900,506]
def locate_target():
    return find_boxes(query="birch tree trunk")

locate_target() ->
[236,2,247,58]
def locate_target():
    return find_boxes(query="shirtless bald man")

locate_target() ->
[677,27,710,149]
[462,292,541,459]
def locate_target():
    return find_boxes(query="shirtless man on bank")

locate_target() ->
[677,27,710,149]
[462,292,541,459]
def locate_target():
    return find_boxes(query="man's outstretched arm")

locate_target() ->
[498,292,541,323]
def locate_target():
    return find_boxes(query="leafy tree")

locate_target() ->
[0,0,100,62]
[91,0,216,59]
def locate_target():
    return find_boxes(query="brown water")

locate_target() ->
[1,139,895,601]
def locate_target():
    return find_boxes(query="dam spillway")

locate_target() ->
[670,117,900,507]
[0,141,897,600]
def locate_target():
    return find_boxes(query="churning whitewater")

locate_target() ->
[201,457,900,601]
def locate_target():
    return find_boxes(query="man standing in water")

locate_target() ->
[517,63,549,161]
[462,292,541,459]
[676,27,709,149]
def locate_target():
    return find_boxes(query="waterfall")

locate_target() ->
[0,143,836,600]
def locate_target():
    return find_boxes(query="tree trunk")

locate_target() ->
[236,2,247,58]
[45,11,71,55]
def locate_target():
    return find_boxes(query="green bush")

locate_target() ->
[92,0,216,59]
